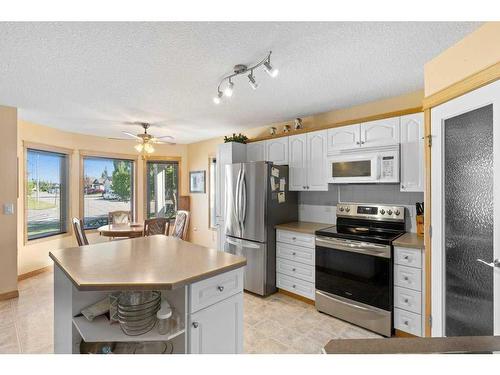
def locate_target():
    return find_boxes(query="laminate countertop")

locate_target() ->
[49,235,246,291]
[393,232,425,249]
[323,336,500,354]
[275,221,332,235]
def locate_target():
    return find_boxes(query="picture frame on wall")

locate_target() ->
[189,170,206,193]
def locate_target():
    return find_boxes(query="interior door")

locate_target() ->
[431,79,500,337]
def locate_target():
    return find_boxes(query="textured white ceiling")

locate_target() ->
[0,22,480,143]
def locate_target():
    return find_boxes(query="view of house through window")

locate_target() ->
[83,156,134,229]
[26,148,69,240]
[146,160,179,219]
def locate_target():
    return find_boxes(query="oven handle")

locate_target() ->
[316,290,373,312]
[315,236,391,259]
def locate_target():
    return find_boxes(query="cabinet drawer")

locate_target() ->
[276,258,315,283]
[189,268,244,313]
[276,242,314,266]
[277,230,315,249]
[394,286,422,314]
[394,247,422,268]
[394,265,422,291]
[276,273,315,300]
[394,308,422,336]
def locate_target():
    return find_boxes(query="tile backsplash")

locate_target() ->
[298,184,424,232]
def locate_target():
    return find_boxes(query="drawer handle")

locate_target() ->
[292,268,296,272]
[403,276,409,281]
[292,252,296,255]
[404,298,409,303]
[192,322,199,328]
[403,255,409,260]
[404,320,409,326]
[292,237,297,240]
[217,286,224,292]
[292,284,296,288]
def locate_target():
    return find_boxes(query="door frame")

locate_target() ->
[430,79,500,336]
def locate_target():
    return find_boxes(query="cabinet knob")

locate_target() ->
[292,237,296,240]
[404,320,409,326]
[404,298,409,303]
[292,252,296,255]
[401,184,406,190]
[403,255,409,260]
[292,268,296,272]
[404,276,409,281]
[217,285,224,292]
[192,322,199,328]
[303,186,306,189]
[356,141,360,145]
[292,285,296,288]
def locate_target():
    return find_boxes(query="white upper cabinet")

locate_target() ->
[307,130,328,191]
[400,113,424,192]
[288,130,328,191]
[327,124,360,153]
[288,134,308,190]
[265,137,288,165]
[246,140,266,162]
[360,117,400,148]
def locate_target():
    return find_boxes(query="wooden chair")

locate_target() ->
[72,217,89,246]
[170,210,190,240]
[108,210,132,225]
[143,218,170,236]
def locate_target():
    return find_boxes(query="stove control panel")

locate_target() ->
[336,203,405,222]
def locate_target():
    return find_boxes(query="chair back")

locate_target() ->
[171,210,190,240]
[144,218,169,236]
[72,217,89,246]
[108,210,131,225]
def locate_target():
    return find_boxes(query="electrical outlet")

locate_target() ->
[3,203,14,215]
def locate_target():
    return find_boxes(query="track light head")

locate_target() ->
[248,71,258,90]
[213,90,223,104]
[263,60,279,78]
[224,80,234,97]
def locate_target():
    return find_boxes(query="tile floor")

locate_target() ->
[0,268,381,354]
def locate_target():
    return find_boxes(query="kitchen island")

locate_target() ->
[49,235,246,354]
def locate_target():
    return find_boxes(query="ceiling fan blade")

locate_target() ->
[154,135,175,140]
[122,131,141,140]
[153,140,177,145]
[107,137,132,141]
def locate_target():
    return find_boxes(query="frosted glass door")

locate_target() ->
[443,105,493,336]
[431,79,500,337]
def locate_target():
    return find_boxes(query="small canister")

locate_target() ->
[157,299,172,335]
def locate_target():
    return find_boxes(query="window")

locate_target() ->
[208,157,217,230]
[83,156,134,229]
[26,148,69,240]
[146,160,179,219]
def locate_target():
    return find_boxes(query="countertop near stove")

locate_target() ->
[323,336,500,354]
[275,221,332,235]
[393,233,425,249]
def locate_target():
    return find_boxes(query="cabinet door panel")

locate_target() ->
[360,117,400,147]
[400,113,424,192]
[246,140,266,162]
[288,134,307,191]
[307,130,328,191]
[189,292,243,354]
[327,124,360,153]
[265,138,288,165]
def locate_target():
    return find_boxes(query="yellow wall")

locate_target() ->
[0,105,18,294]
[17,120,189,275]
[186,89,424,248]
[425,22,500,96]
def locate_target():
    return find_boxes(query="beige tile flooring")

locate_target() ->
[0,268,381,354]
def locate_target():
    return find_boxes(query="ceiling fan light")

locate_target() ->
[213,90,223,104]
[144,143,155,154]
[134,143,144,152]
[263,61,279,78]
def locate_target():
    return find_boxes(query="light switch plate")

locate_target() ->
[3,203,14,215]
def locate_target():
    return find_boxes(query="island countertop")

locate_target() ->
[49,235,246,291]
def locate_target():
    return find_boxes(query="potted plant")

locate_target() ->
[223,133,248,144]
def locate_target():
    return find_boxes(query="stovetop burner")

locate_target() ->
[315,224,404,245]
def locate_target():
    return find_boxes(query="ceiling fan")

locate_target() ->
[115,122,176,154]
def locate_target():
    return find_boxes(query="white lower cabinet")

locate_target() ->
[393,246,425,337]
[276,229,315,300]
[188,292,243,354]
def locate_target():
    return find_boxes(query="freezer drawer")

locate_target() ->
[225,236,267,296]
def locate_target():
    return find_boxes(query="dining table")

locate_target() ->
[97,223,144,238]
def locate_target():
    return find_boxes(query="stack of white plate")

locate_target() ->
[117,291,161,336]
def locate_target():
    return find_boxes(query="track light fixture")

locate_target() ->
[213,51,278,104]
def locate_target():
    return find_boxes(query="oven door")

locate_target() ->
[315,236,392,311]
[327,153,379,183]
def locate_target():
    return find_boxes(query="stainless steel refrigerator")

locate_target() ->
[224,161,298,296]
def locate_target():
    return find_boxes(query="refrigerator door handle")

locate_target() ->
[226,237,261,249]
[241,169,247,230]
[235,167,243,234]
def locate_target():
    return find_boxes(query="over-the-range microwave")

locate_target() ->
[327,149,399,184]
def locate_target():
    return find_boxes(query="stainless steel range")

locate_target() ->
[314,203,406,337]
